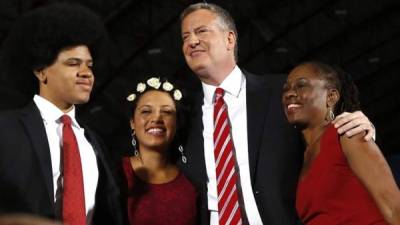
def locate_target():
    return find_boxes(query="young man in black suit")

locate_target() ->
[178,3,375,225]
[0,4,122,225]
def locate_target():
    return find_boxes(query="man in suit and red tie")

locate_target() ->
[0,3,122,225]
[178,3,376,225]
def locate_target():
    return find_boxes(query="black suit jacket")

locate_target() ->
[179,72,304,225]
[0,101,123,225]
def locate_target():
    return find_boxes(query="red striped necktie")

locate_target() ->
[61,115,86,225]
[213,88,242,225]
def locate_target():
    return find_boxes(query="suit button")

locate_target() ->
[254,190,260,195]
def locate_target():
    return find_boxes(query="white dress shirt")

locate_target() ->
[202,66,263,225]
[33,95,99,223]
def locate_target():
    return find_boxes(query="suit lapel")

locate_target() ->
[80,122,124,225]
[82,127,101,158]
[83,126,114,187]
[181,92,208,187]
[20,101,54,204]
[246,73,272,183]
[183,92,210,224]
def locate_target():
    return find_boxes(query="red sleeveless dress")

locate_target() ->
[122,157,197,225]
[296,124,387,225]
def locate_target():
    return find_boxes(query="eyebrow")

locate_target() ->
[65,57,93,63]
[285,77,308,85]
[161,105,176,109]
[295,77,309,81]
[182,25,210,35]
[194,25,209,30]
[137,104,151,109]
[137,104,175,108]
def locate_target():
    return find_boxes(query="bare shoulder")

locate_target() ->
[340,131,382,159]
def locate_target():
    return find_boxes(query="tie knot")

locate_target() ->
[61,115,72,126]
[214,88,225,102]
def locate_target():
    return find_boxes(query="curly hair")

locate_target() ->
[0,3,107,96]
[300,61,361,115]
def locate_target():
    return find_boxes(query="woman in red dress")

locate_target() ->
[282,61,400,224]
[122,77,197,225]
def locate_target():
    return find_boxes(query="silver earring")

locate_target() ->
[131,130,139,156]
[326,107,335,121]
[178,145,187,163]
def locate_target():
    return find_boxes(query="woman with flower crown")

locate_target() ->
[121,77,197,225]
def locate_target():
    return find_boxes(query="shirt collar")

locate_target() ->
[201,65,244,104]
[33,95,80,128]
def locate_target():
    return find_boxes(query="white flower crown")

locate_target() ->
[126,77,183,102]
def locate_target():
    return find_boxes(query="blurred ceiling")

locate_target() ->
[0,0,399,156]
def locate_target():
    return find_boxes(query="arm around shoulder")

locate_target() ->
[341,133,400,224]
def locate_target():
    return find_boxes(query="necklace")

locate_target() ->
[303,125,328,161]
[305,123,330,148]
[306,131,324,150]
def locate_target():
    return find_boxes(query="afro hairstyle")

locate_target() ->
[0,3,108,97]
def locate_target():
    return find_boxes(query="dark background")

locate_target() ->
[0,0,399,163]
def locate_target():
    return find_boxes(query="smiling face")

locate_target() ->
[181,9,236,84]
[131,90,177,152]
[282,63,336,129]
[34,45,94,111]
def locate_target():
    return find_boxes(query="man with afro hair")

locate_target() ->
[0,3,123,225]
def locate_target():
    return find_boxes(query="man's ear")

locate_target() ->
[227,30,236,51]
[327,89,340,108]
[33,69,47,84]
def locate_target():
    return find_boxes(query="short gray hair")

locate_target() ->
[180,3,238,62]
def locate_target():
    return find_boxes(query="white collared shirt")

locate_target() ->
[33,95,99,223]
[202,66,263,225]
